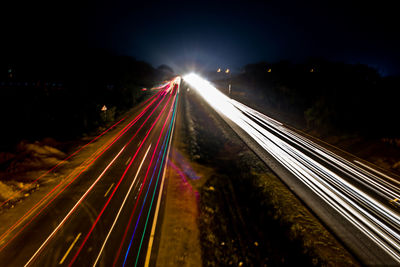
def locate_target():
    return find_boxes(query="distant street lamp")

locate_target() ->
[217,68,221,72]
[225,69,231,96]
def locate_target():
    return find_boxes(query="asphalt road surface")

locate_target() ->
[0,77,180,267]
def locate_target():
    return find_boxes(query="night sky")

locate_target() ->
[2,0,399,75]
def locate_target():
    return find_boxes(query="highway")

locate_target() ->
[0,77,180,266]
[184,73,400,266]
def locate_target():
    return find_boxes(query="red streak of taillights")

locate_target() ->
[0,89,163,211]
[0,89,166,251]
[67,90,174,266]
[112,93,176,266]
[21,89,170,265]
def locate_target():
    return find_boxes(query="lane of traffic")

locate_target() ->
[184,73,400,265]
[0,79,174,266]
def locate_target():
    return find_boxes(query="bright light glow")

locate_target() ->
[183,72,400,263]
[183,73,245,128]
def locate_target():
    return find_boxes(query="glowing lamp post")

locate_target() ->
[225,69,231,96]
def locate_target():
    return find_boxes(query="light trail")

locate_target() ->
[0,88,166,250]
[0,88,164,210]
[123,87,178,267]
[233,101,400,206]
[0,79,176,267]
[68,84,175,266]
[184,73,400,264]
[122,124,169,267]
[133,84,179,267]
[112,86,177,266]
[144,88,178,267]
[23,92,170,265]
[92,145,152,267]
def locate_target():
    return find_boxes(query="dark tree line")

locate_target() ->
[0,49,169,150]
[232,59,400,138]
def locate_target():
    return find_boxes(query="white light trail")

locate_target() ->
[183,73,400,263]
